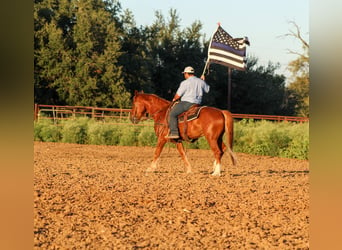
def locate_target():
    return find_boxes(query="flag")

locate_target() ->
[207,25,249,71]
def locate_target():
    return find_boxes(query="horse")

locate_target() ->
[130,90,237,176]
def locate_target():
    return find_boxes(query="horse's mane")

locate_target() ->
[140,93,170,107]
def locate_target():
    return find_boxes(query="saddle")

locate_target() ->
[177,104,205,122]
[175,104,207,142]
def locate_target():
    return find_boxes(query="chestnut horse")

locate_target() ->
[130,90,237,176]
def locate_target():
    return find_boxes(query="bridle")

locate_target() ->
[131,93,171,125]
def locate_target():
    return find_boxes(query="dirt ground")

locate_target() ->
[34,142,309,249]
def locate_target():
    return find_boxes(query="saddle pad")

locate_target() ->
[178,106,207,122]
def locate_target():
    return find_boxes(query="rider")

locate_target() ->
[165,66,210,139]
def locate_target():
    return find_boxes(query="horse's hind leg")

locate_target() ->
[213,140,226,173]
[207,138,224,176]
[176,142,192,174]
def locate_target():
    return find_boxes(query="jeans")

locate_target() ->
[169,101,194,135]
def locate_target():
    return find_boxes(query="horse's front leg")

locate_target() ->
[146,138,167,173]
[176,142,192,174]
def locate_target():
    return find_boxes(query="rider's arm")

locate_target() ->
[172,93,181,102]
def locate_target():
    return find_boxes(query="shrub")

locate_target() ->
[34,121,45,141]
[34,119,61,142]
[61,118,89,144]
[233,119,308,159]
[87,122,121,145]
[119,125,139,146]
[87,121,106,145]
[33,117,309,159]
[279,123,309,159]
[106,126,121,145]
[137,126,157,146]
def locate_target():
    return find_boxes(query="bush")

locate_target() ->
[61,117,89,144]
[234,119,309,159]
[106,126,121,145]
[34,120,45,141]
[138,126,157,146]
[33,118,309,159]
[87,122,121,145]
[119,125,139,146]
[280,123,309,159]
[34,119,61,142]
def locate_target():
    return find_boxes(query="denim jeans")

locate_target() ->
[169,101,194,135]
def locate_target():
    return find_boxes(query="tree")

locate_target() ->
[143,9,206,100]
[203,56,287,115]
[118,9,156,95]
[35,2,303,114]
[283,21,309,117]
[34,0,131,108]
[34,0,67,104]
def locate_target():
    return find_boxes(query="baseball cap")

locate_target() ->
[182,66,195,74]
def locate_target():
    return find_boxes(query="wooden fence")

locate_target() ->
[34,104,309,123]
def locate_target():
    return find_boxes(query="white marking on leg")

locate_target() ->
[211,161,221,176]
[146,158,159,172]
[212,160,217,172]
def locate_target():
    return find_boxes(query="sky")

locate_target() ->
[120,0,309,79]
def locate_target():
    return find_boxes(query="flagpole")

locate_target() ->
[201,24,221,77]
[227,67,232,110]
[201,59,210,77]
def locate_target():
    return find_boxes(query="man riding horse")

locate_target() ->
[166,66,210,139]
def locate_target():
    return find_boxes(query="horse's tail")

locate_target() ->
[222,110,237,165]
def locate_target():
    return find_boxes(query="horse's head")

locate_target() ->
[130,90,147,124]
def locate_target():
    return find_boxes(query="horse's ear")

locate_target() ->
[134,90,144,96]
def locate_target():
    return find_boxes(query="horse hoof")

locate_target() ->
[145,168,156,173]
[211,172,221,176]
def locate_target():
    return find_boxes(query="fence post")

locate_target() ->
[52,106,57,124]
[34,103,38,121]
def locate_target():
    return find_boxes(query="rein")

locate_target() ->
[151,109,168,128]
[150,105,171,137]
[150,109,164,118]
[150,102,173,122]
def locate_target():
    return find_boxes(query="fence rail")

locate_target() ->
[231,113,309,122]
[34,104,309,123]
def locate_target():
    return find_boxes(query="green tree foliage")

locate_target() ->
[232,57,287,115]
[203,56,288,115]
[119,9,206,100]
[34,1,303,116]
[118,9,156,94]
[34,0,130,108]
